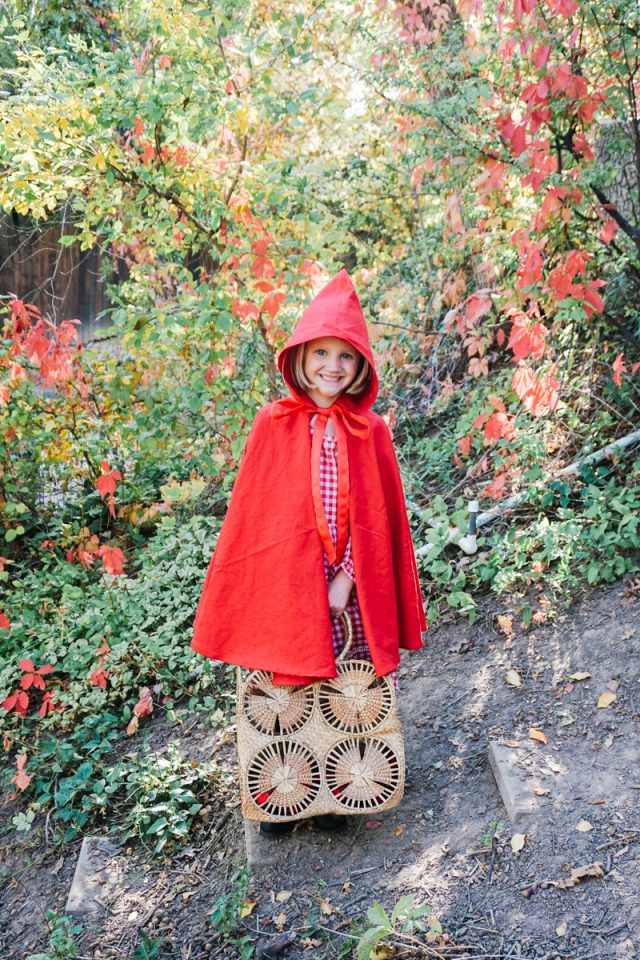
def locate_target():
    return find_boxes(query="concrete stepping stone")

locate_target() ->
[65,836,122,917]
[488,742,539,824]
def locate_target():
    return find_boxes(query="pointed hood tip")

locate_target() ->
[278,268,379,409]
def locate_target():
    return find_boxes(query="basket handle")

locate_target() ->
[335,610,353,663]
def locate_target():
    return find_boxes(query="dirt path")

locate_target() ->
[1,578,638,959]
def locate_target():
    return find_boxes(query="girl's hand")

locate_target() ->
[328,569,354,619]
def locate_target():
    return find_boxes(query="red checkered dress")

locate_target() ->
[312,421,372,663]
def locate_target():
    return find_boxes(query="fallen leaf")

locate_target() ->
[523,862,604,897]
[556,861,604,889]
[510,833,527,852]
[126,715,139,736]
[497,614,514,636]
[533,786,550,796]
[51,857,65,876]
[395,825,405,837]
[319,899,333,916]
[365,820,382,829]
[272,911,288,930]
[300,938,322,949]
[529,727,548,745]
[342,880,354,894]
[569,671,591,681]
[575,819,593,832]
[614,938,636,960]
[275,890,292,903]
[597,691,617,708]
[556,922,568,936]
[240,900,256,918]
[371,947,397,959]
[505,669,522,687]
[547,759,562,773]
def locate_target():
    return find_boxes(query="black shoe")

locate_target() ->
[312,814,347,831]
[259,820,295,836]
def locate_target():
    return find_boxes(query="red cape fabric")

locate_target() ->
[190,269,426,683]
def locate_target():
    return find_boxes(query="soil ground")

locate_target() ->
[1,577,638,960]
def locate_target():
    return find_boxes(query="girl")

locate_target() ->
[191,269,426,831]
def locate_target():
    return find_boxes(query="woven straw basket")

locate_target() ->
[236,613,405,822]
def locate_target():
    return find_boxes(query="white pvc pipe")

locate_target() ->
[475,427,640,528]
[413,426,640,554]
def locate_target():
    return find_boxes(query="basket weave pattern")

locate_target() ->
[236,614,405,822]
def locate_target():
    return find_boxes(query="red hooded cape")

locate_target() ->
[190,269,426,683]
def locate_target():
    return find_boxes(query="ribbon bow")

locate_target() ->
[271,396,369,565]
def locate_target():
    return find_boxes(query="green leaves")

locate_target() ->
[115,744,209,853]
[356,896,441,959]
[366,900,389,928]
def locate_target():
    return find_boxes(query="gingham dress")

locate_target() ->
[312,421,372,663]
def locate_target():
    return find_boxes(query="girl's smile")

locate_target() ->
[303,337,359,407]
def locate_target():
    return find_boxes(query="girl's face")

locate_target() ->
[302,337,359,407]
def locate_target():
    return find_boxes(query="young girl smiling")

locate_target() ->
[191,268,426,828]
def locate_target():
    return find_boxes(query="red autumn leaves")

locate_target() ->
[504,307,547,362]
[2,636,114,722]
[225,232,286,343]
[126,687,154,736]
[1,299,82,406]
[87,636,155,734]
[3,298,126,576]
[2,659,65,802]
[3,639,156,796]
[457,396,521,502]
[64,462,125,575]
[545,250,606,321]
[11,754,31,793]
[613,353,640,388]
[497,47,605,180]
[94,462,125,574]
[2,638,156,729]
[503,306,560,415]
[90,637,110,689]
[459,394,516,454]
[95,460,122,520]
[2,659,56,718]
[450,290,560,419]
[89,639,156,737]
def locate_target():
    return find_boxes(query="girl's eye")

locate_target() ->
[342,353,354,360]
[315,349,326,356]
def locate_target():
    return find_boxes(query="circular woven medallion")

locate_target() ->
[318,662,393,733]
[325,737,400,810]
[246,740,321,819]
[242,671,313,735]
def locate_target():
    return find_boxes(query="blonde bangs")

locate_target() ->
[289,344,315,392]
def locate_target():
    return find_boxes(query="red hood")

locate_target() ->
[278,269,378,409]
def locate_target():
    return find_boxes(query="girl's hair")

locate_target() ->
[289,343,371,396]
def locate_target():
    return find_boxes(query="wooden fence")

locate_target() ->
[0,209,114,345]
